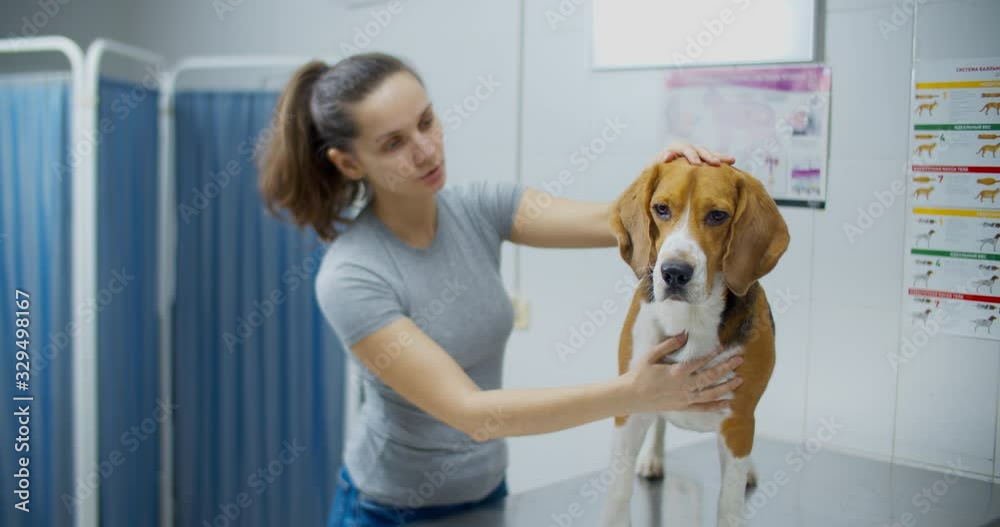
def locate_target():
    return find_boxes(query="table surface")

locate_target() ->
[412,437,1000,527]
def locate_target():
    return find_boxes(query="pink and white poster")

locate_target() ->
[660,65,832,208]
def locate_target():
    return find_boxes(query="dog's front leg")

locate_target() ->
[636,415,666,478]
[600,413,655,527]
[716,420,755,527]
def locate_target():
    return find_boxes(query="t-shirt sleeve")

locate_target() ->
[315,262,405,348]
[471,179,526,241]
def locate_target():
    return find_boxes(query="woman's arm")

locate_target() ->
[351,317,743,443]
[510,143,735,250]
[510,192,616,248]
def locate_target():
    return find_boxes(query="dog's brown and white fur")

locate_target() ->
[600,161,790,527]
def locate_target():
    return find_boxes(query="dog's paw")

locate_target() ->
[635,450,664,479]
[747,465,757,494]
[598,514,631,527]
[599,506,632,527]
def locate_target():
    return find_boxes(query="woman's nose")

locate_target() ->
[412,134,436,164]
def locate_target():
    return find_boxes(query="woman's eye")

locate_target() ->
[420,116,434,128]
[653,204,671,219]
[385,140,401,151]
[706,210,730,225]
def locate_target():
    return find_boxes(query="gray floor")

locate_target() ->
[413,438,1000,527]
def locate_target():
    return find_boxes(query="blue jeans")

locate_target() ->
[327,465,508,526]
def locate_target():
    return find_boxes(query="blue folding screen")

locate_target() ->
[96,76,161,527]
[0,74,74,527]
[172,90,345,527]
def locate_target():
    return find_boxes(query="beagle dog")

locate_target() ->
[600,160,790,527]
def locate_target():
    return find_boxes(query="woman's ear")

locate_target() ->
[722,170,790,296]
[611,164,661,279]
[327,147,363,181]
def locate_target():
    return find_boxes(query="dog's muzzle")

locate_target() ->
[660,260,693,300]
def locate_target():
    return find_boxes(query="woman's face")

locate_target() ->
[344,71,446,198]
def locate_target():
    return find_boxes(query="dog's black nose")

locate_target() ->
[661,262,694,287]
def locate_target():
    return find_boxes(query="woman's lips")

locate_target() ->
[421,164,443,184]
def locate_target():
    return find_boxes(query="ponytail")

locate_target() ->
[258,60,359,243]
[258,53,421,243]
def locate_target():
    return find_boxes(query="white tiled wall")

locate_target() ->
[756,206,813,445]
[996,386,1000,481]
[507,0,1000,493]
[894,338,999,476]
[894,0,1000,483]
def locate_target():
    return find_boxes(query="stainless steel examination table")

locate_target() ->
[413,438,1000,527]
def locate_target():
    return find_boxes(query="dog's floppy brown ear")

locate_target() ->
[722,169,790,296]
[610,164,660,279]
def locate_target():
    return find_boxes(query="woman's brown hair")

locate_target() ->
[258,52,424,242]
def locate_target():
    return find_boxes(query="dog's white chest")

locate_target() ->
[665,407,728,432]
[662,342,741,433]
[629,296,741,433]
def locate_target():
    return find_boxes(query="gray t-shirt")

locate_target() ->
[315,179,525,508]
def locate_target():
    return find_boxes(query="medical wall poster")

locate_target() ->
[903,58,1000,340]
[659,65,832,208]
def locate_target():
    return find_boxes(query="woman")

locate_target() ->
[258,52,744,527]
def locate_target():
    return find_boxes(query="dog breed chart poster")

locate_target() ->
[660,65,832,208]
[905,57,1000,340]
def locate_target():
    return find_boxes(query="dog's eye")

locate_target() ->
[705,210,730,226]
[653,204,671,219]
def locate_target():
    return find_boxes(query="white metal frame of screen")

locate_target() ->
[0,36,166,527]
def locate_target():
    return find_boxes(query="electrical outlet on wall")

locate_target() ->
[511,293,530,330]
